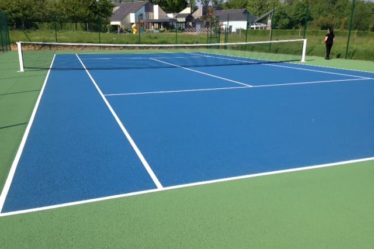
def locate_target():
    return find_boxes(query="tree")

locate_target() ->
[0,0,48,28]
[88,0,113,21]
[247,0,279,16]
[273,6,292,29]
[150,0,189,12]
[352,1,374,30]
[224,0,248,9]
[288,0,313,28]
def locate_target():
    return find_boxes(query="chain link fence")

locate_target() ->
[4,1,374,61]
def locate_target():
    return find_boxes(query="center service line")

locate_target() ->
[150,58,253,87]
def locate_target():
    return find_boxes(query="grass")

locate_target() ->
[0,51,373,248]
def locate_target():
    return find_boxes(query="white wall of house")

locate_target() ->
[179,7,191,14]
[129,13,135,23]
[110,21,121,26]
[153,5,159,19]
[221,21,247,32]
[122,13,131,26]
[192,6,203,19]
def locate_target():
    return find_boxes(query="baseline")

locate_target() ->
[1,156,372,217]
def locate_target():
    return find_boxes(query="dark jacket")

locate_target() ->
[325,33,335,46]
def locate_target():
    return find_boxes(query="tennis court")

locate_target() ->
[1,40,373,216]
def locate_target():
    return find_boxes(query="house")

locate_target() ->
[252,9,274,30]
[172,6,211,32]
[110,2,260,34]
[175,7,194,29]
[110,1,171,32]
[214,9,256,32]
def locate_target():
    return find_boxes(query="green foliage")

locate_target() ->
[246,0,279,16]
[0,0,372,31]
[273,7,292,29]
[0,0,49,28]
[222,0,374,31]
[296,0,373,31]
[224,0,248,9]
[0,0,113,28]
[150,0,188,12]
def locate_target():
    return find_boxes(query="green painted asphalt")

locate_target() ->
[0,51,373,249]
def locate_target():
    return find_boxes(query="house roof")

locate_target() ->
[110,1,147,22]
[254,9,274,23]
[215,9,256,22]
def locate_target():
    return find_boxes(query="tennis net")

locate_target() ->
[17,39,307,72]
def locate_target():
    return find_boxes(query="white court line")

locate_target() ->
[0,55,57,213]
[76,54,163,190]
[150,58,253,87]
[105,86,249,97]
[200,53,370,79]
[163,53,374,75]
[253,77,372,89]
[267,63,370,79]
[1,156,373,217]
[83,55,203,61]
[293,61,374,74]
[104,78,371,97]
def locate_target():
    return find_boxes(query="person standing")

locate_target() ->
[324,27,335,59]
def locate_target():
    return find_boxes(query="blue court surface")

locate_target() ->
[1,52,374,215]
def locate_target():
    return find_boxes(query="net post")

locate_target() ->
[301,39,307,63]
[17,42,24,72]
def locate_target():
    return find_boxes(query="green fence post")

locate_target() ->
[0,11,10,52]
[138,23,141,44]
[54,21,58,42]
[268,8,274,51]
[5,13,10,51]
[206,24,212,43]
[246,12,250,42]
[303,1,309,39]
[0,30,4,52]
[224,14,229,43]
[98,18,102,44]
[345,0,356,59]
[0,12,4,52]
[175,23,178,44]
